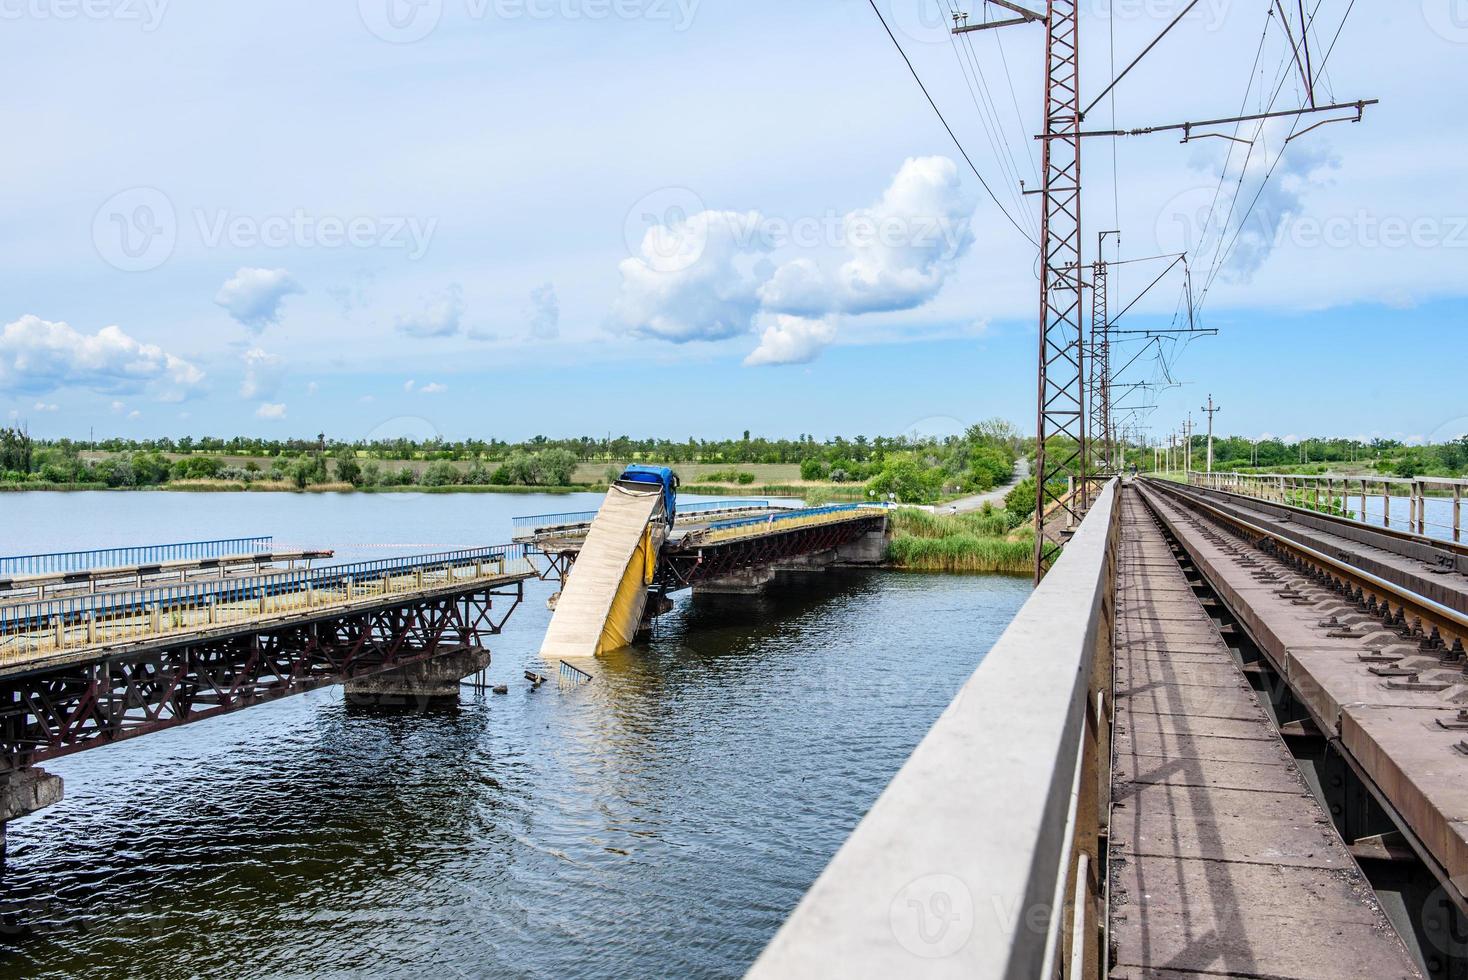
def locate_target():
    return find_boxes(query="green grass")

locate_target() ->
[885,507,1032,575]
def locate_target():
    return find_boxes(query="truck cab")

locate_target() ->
[615,465,679,528]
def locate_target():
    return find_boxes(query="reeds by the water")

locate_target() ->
[885,507,1033,574]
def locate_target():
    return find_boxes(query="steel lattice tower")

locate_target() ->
[1089,257,1111,474]
[1032,0,1085,582]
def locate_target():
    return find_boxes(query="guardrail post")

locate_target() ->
[151,607,162,634]
[345,578,354,600]
[1383,483,1391,529]
[86,611,96,644]
[258,588,267,614]
[208,599,216,624]
[1455,485,1462,543]
[54,619,64,650]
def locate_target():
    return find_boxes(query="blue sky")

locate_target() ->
[1,1,1464,445]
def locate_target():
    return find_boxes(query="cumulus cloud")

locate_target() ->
[215,268,303,330]
[0,315,204,398]
[612,210,771,342]
[255,402,287,420]
[761,156,975,316]
[610,158,974,366]
[395,284,464,338]
[525,283,560,339]
[419,381,447,394]
[239,347,283,399]
[744,315,838,366]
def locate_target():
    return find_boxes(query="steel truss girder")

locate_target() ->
[655,517,885,591]
[1034,0,1086,582]
[0,583,523,771]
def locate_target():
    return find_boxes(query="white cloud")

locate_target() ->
[127,410,141,421]
[525,282,559,339]
[760,156,975,316]
[612,210,771,343]
[32,401,59,412]
[403,379,415,392]
[255,402,287,420]
[239,347,283,399]
[306,381,319,396]
[419,381,447,394]
[0,315,204,398]
[395,284,464,338]
[744,315,838,367]
[111,400,127,414]
[214,268,303,331]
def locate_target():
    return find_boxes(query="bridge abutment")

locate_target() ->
[0,767,63,863]
[343,647,492,708]
[834,528,888,565]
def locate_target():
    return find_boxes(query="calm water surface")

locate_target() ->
[0,491,1030,979]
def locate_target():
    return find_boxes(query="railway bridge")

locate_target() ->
[753,475,1468,980]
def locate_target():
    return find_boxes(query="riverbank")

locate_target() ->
[883,507,1033,575]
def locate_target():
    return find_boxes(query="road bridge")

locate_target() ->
[751,476,1468,979]
[0,540,534,859]
[521,491,889,662]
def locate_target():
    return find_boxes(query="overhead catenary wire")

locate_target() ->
[863,0,1038,247]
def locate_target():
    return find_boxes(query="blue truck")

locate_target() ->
[615,465,679,528]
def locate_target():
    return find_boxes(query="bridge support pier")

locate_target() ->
[834,528,888,565]
[0,768,63,863]
[343,646,492,708]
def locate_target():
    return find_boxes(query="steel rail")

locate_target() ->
[1176,479,1468,562]
[1143,479,1468,649]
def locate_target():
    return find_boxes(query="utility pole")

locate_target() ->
[1201,394,1221,474]
[1183,415,1193,476]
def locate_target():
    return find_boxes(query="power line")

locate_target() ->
[863,0,1038,247]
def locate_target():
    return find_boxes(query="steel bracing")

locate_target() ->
[1033,0,1086,581]
[1089,257,1112,474]
[0,583,523,771]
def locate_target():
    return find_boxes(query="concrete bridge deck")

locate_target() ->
[750,477,1465,979]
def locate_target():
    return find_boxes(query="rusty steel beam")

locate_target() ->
[0,583,523,771]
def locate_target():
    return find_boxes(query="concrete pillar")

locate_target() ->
[0,767,64,863]
[835,529,889,566]
[693,565,779,596]
[343,647,491,709]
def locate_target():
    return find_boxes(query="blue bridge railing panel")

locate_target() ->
[0,537,275,577]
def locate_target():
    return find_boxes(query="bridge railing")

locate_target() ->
[513,499,788,540]
[0,537,275,577]
[747,479,1120,980]
[697,503,884,544]
[0,544,532,663]
[1191,470,1466,543]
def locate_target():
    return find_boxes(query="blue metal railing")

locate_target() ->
[705,503,869,532]
[511,511,600,535]
[677,499,772,515]
[0,537,274,577]
[0,543,530,645]
[512,500,784,538]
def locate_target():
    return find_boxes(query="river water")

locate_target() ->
[0,491,1031,979]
